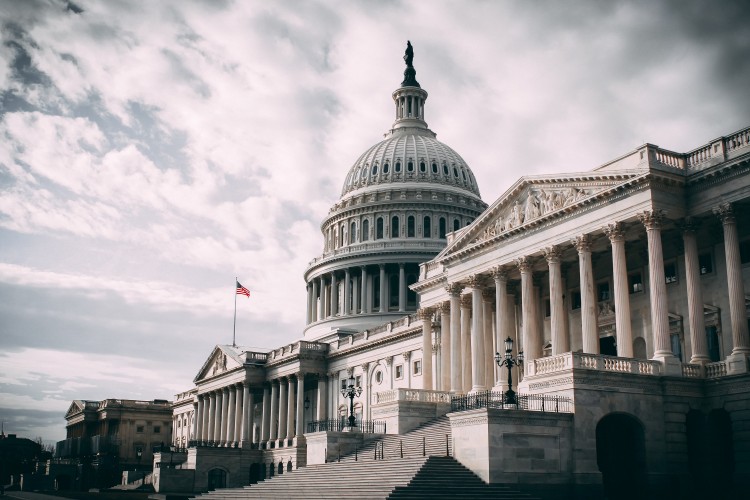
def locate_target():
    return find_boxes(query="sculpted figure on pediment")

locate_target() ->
[524,192,541,221]
[511,200,524,227]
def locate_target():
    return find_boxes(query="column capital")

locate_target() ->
[491,266,508,281]
[460,294,473,308]
[572,234,592,253]
[713,202,735,224]
[385,356,393,367]
[346,367,354,377]
[678,216,699,233]
[417,307,434,320]
[402,351,412,362]
[603,222,626,242]
[445,282,464,296]
[465,274,486,289]
[515,256,533,273]
[379,263,386,270]
[482,289,494,302]
[361,362,370,373]
[399,262,405,269]
[639,209,666,230]
[543,245,562,263]
[437,300,451,313]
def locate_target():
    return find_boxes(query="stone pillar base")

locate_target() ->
[726,353,749,375]
[653,354,682,376]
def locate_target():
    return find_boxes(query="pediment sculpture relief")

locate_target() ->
[211,354,228,375]
[474,186,596,244]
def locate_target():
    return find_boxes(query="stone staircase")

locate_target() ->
[194,416,537,499]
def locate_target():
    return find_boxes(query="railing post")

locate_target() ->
[400,440,403,458]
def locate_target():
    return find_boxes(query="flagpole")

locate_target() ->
[233,276,237,347]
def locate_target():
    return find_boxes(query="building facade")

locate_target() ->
[159,47,750,498]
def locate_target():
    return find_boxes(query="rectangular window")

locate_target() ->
[355,375,362,388]
[664,261,678,284]
[413,359,422,376]
[597,281,610,301]
[341,379,347,390]
[571,291,581,310]
[153,425,161,434]
[544,298,551,318]
[395,364,404,380]
[698,252,713,275]
[628,272,643,294]
[136,425,144,433]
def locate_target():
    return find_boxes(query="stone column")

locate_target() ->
[482,289,495,389]
[714,203,750,359]
[360,266,367,314]
[446,283,464,392]
[418,308,433,390]
[573,235,599,354]
[460,293,472,393]
[246,390,255,445]
[439,301,451,391]
[238,384,248,443]
[639,210,677,365]
[544,246,568,355]
[316,374,327,421]
[226,385,236,444]
[318,276,326,320]
[330,272,338,317]
[604,223,633,357]
[287,376,296,439]
[517,257,541,363]
[296,374,306,438]
[211,390,221,442]
[306,283,313,324]
[379,264,387,312]
[399,264,406,312]
[352,274,359,315]
[234,384,244,444]
[219,388,229,444]
[195,396,204,442]
[269,381,279,441]
[344,269,351,316]
[261,384,271,442]
[403,351,412,388]
[328,372,337,419]
[681,219,710,363]
[311,280,319,323]
[278,378,288,441]
[492,268,508,387]
[466,276,486,393]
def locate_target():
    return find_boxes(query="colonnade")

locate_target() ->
[194,383,255,446]
[306,264,415,324]
[426,206,749,393]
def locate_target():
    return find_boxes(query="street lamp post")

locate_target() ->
[340,375,362,428]
[494,337,524,405]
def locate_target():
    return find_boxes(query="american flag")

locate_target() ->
[236,280,250,297]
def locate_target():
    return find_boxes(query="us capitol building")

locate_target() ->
[146,45,747,498]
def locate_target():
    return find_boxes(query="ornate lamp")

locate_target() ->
[494,336,523,404]
[340,375,362,428]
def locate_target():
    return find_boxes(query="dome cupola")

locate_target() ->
[303,42,488,340]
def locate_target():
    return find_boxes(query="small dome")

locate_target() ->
[341,127,481,198]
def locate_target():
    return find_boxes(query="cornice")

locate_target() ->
[325,325,422,360]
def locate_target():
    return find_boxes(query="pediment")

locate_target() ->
[194,345,244,383]
[65,400,89,419]
[438,171,648,258]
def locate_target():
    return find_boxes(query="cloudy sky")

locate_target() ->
[0,0,748,444]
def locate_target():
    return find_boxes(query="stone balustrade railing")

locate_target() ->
[267,341,328,362]
[309,240,445,266]
[705,361,727,378]
[530,352,661,376]
[650,125,750,172]
[372,388,452,405]
[681,363,703,378]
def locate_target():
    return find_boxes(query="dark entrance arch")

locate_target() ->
[248,463,260,484]
[207,468,226,490]
[687,408,733,496]
[596,413,647,499]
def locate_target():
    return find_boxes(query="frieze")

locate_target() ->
[450,416,489,427]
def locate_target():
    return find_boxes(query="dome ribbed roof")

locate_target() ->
[340,128,481,198]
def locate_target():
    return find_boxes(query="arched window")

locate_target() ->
[362,219,370,242]
[439,217,446,238]
[419,161,426,172]
[432,162,438,173]
[391,216,400,238]
[350,221,357,244]
[443,164,449,175]
[383,163,389,174]
[453,218,460,231]
[461,169,467,181]
[376,217,384,240]
[371,164,378,176]
[423,216,431,238]
[407,216,415,237]
[395,161,402,172]
[407,161,414,172]
[453,166,459,177]
[340,224,345,247]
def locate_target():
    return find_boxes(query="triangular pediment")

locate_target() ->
[437,170,648,259]
[194,345,244,383]
[65,400,85,419]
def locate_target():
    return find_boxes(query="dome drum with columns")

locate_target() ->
[303,45,487,340]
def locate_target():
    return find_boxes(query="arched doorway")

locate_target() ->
[248,463,260,484]
[596,413,647,499]
[687,409,734,496]
[207,468,226,490]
